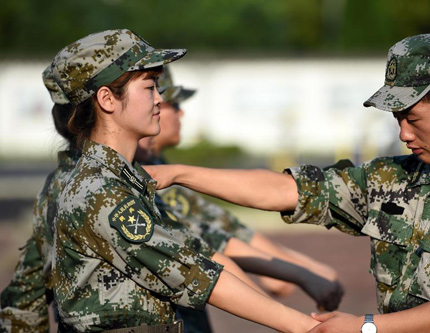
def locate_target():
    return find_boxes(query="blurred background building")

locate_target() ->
[1,0,430,331]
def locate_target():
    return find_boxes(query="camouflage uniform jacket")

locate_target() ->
[153,156,254,248]
[159,184,254,249]
[282,155,430,313]
[53,140,222,332]
[0,151,79,333]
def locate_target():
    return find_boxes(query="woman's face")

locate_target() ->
[116,74,163,140]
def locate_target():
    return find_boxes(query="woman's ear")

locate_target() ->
[96,87,116,113]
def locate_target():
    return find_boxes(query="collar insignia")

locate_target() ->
[121,165,146,193]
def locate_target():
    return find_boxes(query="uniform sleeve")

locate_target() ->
[57,182,223,311]
[281,164,369,236]
[156,204,217,258]
[0,237,49,332]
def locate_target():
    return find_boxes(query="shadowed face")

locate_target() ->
[153,101,184,150]
[394,99,430,163]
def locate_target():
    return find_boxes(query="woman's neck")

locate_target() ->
[91,128,138,163]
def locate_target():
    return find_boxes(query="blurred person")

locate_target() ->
[144,34,430,332]
[150,66,341,297]
[50,28,321,332]
[0,65,77,332]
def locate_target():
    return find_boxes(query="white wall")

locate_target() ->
[0,58,400,161]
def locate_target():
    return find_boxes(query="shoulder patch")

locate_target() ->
[109,197,154,243]
[161,188,191,216]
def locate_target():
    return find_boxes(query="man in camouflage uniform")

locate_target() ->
[145,34,430,332]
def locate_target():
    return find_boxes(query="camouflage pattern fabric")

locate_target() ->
[51,29,186,106]
[53,140,222,332]
[159,186,255,247]
[282,154,430,313]
[364,33,430,112]
[157,66,195,104]
[0,151,80,332]
[0,151,216,332]
[0,238,48,333]
[42,65,69,105]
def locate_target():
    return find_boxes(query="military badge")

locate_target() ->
[109,197,154,243]
[161,188,191,216]
[386,57,397,82]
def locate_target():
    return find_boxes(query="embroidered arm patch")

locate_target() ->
[109,197,154,243]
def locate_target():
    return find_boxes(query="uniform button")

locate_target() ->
[415,246,423,257]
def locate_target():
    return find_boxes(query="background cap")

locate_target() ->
[42,64,70,105]
[52,29,186,106]
[364,33,430,112]
[158,66,196,104]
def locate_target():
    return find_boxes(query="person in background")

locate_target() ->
[144,34,430,333]
[51,28,320,332]
[0,65,77,332]
[150,66,341,297]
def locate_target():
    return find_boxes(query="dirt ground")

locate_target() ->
[0,214,377,333]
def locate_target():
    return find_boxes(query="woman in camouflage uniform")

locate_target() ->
[51,29,319,332]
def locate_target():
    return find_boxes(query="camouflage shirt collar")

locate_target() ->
[133,162,158,197]
[82,140,147,193]
[57,150,81,168]
[409,162,430,187]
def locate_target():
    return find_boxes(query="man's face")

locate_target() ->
[394,100,430,163]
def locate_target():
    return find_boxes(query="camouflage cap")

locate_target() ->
[52,29,186,106]
[42,64,70,105]
[158,66,196,104]
[364,34,430,112]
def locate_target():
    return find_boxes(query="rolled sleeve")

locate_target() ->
[281,164,368,236]
[281,166,332,226]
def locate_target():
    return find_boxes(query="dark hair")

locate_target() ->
[422,89,430,103]
[52,103,78,151]
[68,68,162,148]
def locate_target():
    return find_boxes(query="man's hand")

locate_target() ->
[142,164,177,189]
[307,311,363,333]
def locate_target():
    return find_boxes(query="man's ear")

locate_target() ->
[97,86,116,112]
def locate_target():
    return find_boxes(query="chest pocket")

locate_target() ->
[409,238,430,302]
[364,208,411,287]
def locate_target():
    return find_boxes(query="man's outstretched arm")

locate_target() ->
[143,164,298,211]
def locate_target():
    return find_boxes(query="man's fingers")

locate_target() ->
[311,311,339,322]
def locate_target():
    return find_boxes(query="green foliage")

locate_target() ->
[162,138,267,169]
[1,0,430,57]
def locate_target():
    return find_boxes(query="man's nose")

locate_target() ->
[398,119,414,142]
